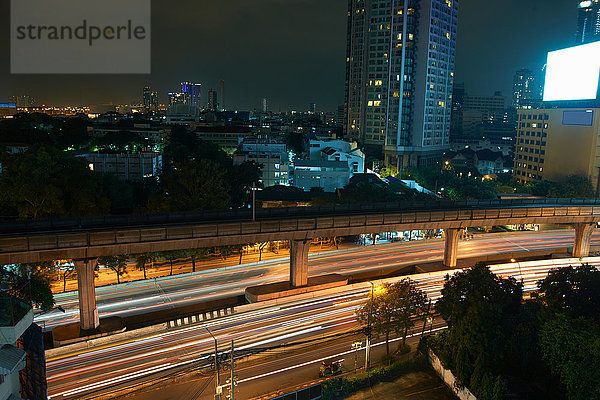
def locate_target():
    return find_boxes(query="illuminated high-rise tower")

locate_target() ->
[181,81,202,108]
[513,69,537,109]
[344,0,459,168]
[577,0,600,44]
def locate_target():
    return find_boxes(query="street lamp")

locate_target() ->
[250,182,262,222]
[206,327,220,398]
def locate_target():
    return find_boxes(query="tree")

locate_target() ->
[187,248,209,272]
[521,175,595,198]
[134,253,156,280]
[99,255,129,284]
[285,131,305,156]
[537,264,600,323]
[356,280,428,354]
[226,161,261,208]
[433,264,524,396]
[13,262,57,311]
[29,273,55,311]
[436,263,523,328]
[61,263,76,292]
[158,251,185,276]
[540,314,600,400]
[149,160,230,213]
[0,145,110,219]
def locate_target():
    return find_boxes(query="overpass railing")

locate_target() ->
[0,198,599,235]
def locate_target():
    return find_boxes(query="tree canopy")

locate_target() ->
[356,280,428,354]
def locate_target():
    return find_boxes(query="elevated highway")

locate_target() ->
[2,198,599,329]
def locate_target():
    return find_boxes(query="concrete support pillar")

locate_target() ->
[573,223,595,258]
[290,239,311,287]
[74,258,99,331]
[443,228,461,268]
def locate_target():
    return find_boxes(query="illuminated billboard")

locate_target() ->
[543,41,600,102]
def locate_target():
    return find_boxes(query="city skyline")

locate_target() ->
[0,0,580,111]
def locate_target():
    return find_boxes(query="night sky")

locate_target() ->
[0,0,579,111]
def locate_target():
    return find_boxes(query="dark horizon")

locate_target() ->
[0,0,578,111]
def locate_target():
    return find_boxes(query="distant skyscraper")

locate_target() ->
[309,103,316,114]
[262,98,268,113]
[513,69,537,109]
[219,80,226,110]
[344,0,459,168]
[150,91,159,111]
[143,86,159,111]
[576,0,600,44]
[207,89,218,111]
[11,95,35,109]
[181,82,202,107]
[143,86,151,107]
[168,92,190,106]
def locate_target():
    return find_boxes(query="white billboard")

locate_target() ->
[543,41,600,102]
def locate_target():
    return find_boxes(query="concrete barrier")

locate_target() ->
[429,349,477,400]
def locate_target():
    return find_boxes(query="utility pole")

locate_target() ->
[365,282,374,370]
[206,328,220,399]
[230,340,235,400]
[251,182,256,222]
[420,299,432,338]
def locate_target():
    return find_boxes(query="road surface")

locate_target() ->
[45,254,600,399]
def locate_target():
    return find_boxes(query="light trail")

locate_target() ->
[45,254,600,399]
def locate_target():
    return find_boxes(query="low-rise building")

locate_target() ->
[293,139,366,192]
[196,126,254,152]
[0,103,17,118]
[81,152,163,182]
[233,137,290,187]
[91,122,168,144]
[293,160,351,192]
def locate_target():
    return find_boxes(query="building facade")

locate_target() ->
[577,0,600,44]
[181,82,202,108]
[513,108,600,192]
[233,137,290,187]
[513,69,538,109]
[83,152,163,182]
[168,92,190,107]
[344,0,459,168]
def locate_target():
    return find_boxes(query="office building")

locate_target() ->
[344,0,459,168]
[195,125,254,151]
[233,137,290,187]
[451,88,508,138]
[513,69,538,109]
[512,108,600,190]
[10,95,34,110]
[576,0,600,44]
[181,82,202,108]
[142,86,159,111]
[168,92,190,107]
